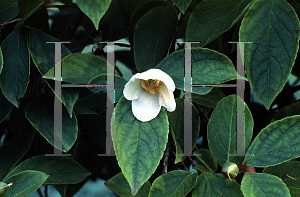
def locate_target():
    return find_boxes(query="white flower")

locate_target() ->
[123,69,176,122]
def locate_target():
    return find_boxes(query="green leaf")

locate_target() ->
[191,88,225,108]
[263,161,300,193]
[186,0,253,47]
[171,0,192,14]
[4,155,91,184]
[149,170,197,197]
[76,0,112,30]
[207,95,253,166]
[0,0,19,24]
[239,0,300,109]
[193,149,218,173]
[0,87,14,124]
[88,74,128,103]
[192,173,243,197]
[0,47,3,74]
[0,28,29,108]
[155,48,237,95]
[134,5,178,73]
[105,172,151,197]
[0,128,35,180]
[241,172,291,197]
[27,26,71,75]
[25,96,78,152]
[244,115,300,168]
[3,170,49,197]
[43,53,108,84]
[166,98,200,164]
[112,96,169,196]
[15,0,45,28]
[271,101,300,122]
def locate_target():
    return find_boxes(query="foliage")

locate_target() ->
[1,0,300,196]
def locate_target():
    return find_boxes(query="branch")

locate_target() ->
[162,142,169,174]
[118,0,137,75]
[169,138,189,171]
[62,10,84,41]
[0,4,78,28]
[193,102,209,122]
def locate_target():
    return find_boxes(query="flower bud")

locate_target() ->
[221,162,239,181]
[0,182,12,197]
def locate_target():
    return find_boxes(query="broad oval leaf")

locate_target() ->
[0,128,35,180]
[28,26,71,75]
[3,155,90,184]
[244,115,300,167]
[171,0,192,14]
[166,98,200,164]
[43,53,108,85]
[263,161,300,191]
[192,173,243,197]
[3,170,49,197]
[0,87,14,124]
[191,88,225,108]
[207,95,253,166]
[0,28,29,108]
[149,170,197,197]
[112,96,169,196]
[241,172,291,197]
[193,149,218,173]
[155,48,237,95]
[105,172,151,197]
[134,5,178,72]
[186,0,253,47]
[76,0,112,30]
[239,0,300,109]
[0,0,19,24]
[25,96,78,152]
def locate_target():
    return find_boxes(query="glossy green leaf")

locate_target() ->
[241,172,291,197]
[134,5,178,73]
[263,161,300,194]
[43,53,108,85]
[3,170,48,197]
[76,0,111,30]
[155,48,237,95]
[28,27,71,75]
[149,170,197,197]
[191,88,225,108]
[88,74,128,103]
[239,0,300,109]
[186,0,253,47]
[112,96,169,196]
[75,92,107,148]
[271,101,300,122]
[25,96,78,152]
[166,98,200,164]
[0,28,29,108]
[45,79,80,118]
[207,95,253,166]
[192,173,243,197]
[0,47,3,74]
[105,172,151,197]
[0,87,14,124]
[171,0,192,14]
[0,128,35,180]
[0,0,19,24]
[15,0,45,28]
[244,115,300,168]
[193,149,218,173]
[4,155,90,184]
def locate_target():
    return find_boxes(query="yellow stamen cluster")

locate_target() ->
[141,79,163,94]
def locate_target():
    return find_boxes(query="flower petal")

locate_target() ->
[134,69,175,92]
[123,77,142,100]
[132,90,161,122]
[158,84,176,112]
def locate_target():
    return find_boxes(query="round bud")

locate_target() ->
[222,162,239,180]
[0,182,9,197]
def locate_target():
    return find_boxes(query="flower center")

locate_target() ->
[140,79,163,94]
